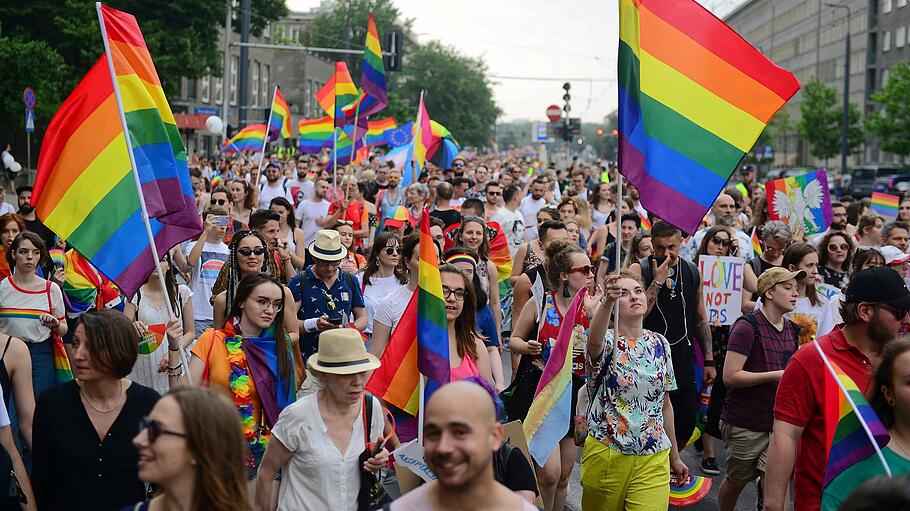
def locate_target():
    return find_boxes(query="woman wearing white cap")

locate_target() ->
[254,328,391,511]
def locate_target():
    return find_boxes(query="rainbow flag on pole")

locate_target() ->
[524,287,586,466]
[356,12,389,117]
[751,226,763,256]
[268,87,292,139]
[316,62,359,128]
[402,93,437,188]
[618,0,800,234]
[297,116,334,153]
[225,124,267,153]
[815,342,891,489]
[366,117,398,146]
[33,4,202,298]
[871,192,900,220]
[366,210,450,414]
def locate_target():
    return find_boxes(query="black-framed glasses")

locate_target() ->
[384,246,401,255]
[486,190,502,196]
[441,286,466,301]
[211,199,228,206]
[710,236,732,247]
[139,417,186,443]
[237,246,267,257]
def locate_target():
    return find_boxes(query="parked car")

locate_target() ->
[850,166,902,198]
[873,173,910,195]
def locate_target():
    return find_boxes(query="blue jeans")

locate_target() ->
[28,340,55,402]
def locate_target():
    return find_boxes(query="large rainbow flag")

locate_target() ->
[356,12,389,118]
[815,342,891,490]
[523,287,586,465]
[225,124,267,153]
[298,116,334,153]
[871,192,900,220]
[486,221,513,296]
[618,0,800,234]
[267,86,292,140]
[366,210,450,414]
[33,5,202,298]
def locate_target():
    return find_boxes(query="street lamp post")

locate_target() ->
[826,3,852,177]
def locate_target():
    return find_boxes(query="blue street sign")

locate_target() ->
[25,110,35,133]
[23,87,36,110]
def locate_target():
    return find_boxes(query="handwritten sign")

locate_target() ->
[698,255,745,325]
[816,283,842,301]
[394,439,436,485]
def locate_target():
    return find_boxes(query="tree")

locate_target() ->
[769,108,796,159]
[797,78,863,166]
[0,37,69,152]
[0,0,287,97]
[867,61,910,164]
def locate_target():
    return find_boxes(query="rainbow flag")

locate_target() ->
[815,342,891,489]
[53,337,73,383]
[871,192,900,220]
[638,211,652,231]
[267,86,292,140]
[61,249,123,316]
[618,0,800,234]
[365,210,450,414]
[316,62,359,128]
[427,120,461,170]
[356,12,389,117]
[366,117,398,146]
[766,170,833,235]
[139,323,167,354]
[487,221,514,296]
[402,95,437,189]
[751,226,763,256]
[49,249,66,270]
[225,124,267,153]
[297,116,334,154]
[524,286,586,466]
[326,131,369,167]
[33,5,202,299]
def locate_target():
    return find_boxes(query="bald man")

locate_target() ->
[391,381,538,510]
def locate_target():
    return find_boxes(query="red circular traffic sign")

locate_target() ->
[23,87,36,110]
[546,105,561,122]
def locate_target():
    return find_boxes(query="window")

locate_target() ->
[884,0,893,13]
[186,78,197,100]
[201,76,210,103]
[898,26,907,47]
[261,64,270,108]
[214,77,223,104]
[291,26,301,42]
[263,22,271,38]
[883,67,891,86]
[884,30,892,51]
[251,61,260,107]
[230,55,239,106]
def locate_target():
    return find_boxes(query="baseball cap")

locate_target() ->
[844,266,910,311]
[757,267,806,296]
[384,206,410,229]
[881,245,910,265]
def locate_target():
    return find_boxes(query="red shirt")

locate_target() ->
[773,327,874,511]
[328,200,366,247]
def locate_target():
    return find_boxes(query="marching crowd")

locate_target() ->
[0,151,907,511]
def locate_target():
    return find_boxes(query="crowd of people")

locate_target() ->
[0,151,905,511]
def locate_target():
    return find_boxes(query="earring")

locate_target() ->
[562,280,571,298]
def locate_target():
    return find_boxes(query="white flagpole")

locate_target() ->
[96,3,192,384]
[254,85,279,194]
[813,341,892,477]
[332,127,339,195]
[612,171,623,339]
[418,375,426,445]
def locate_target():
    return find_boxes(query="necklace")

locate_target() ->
[82,380,125,413]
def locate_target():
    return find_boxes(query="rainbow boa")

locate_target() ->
[225,336,270,466]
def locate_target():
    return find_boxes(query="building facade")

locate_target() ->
[867,0,910,163]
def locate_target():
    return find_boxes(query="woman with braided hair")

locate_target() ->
[210,231,299,346]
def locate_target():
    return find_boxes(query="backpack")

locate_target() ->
[260,178,289,194]
[736,312,801,351]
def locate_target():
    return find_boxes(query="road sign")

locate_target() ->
[546,105,561,122]
[532,122,554,143]
[23,87,36,110]
[25,110,35,133]
[568,117,582,135]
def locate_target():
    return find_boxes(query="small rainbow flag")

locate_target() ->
[356,12,389,118]
[406,94,437,179]
[267,86,292,140]
[225,124,267,153]
[61,249,123,316]
[139,323,167,354]
[316,62,359,128]
[524,286,586,465]
[487,221,514,296]
[670,475,712,506]
[751,226,763,256]
[871,192,900,220]
[297,116,334,154]
[53,337,73,383]
[815,342,891,491]
[638,211,652,231]
[49,249,66,270]
[618,0,800,234]
[366,117,398,146]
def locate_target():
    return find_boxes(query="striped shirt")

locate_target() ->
[0,278,66,343]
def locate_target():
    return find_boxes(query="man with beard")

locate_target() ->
[682,193,754,261]
[519,177,548,242]
[391,381,538,510]
[764,267,910,511]
[257,162,293,209]
[16,186,55,249]
[295,178,331,247]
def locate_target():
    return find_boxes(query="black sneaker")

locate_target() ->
[701,457,720,476]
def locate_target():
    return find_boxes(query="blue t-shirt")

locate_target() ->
[476,304,500,348]
[289,266,365,359]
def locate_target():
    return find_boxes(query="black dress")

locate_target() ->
[32,380,159,511]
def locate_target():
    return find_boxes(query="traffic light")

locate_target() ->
[595,128,605,136]
[562,82,572,141]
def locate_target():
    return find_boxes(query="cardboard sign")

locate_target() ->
[698,255,745,325]
[501,421,544,509]
[394,439,436,485]
[816,282,842,301]
[765,170,832,235]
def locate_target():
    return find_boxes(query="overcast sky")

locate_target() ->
[287,0,744,124]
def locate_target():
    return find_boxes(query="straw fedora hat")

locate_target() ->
[308,229,348,261]
[308,328,381,375]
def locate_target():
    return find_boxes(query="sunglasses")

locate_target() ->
[323,290,338,311]
[336,220,354,226]
[384,246,401,255]
[237,246,267,257]
[567,265,594,275]
[454,162,466,168]
[828,243,850,251]
[486,191,502,196]
[873,303,909,319]
[211,199,228,206]
[710,236,732,247]
[139,417,186,444]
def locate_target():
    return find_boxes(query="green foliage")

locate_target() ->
[0,37,69,148]
[867,62,910,163]
[797,78,863,164]
[768,108,796,156]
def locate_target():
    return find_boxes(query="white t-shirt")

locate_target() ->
[490,208,526,258]
[0,203,15,216]
[519,196,547,241]
[296,199,331,247]
[271,393,384,511]
[362,275,406,334]
[258,179,293,209]
[184,241,229,321]
[755,292,835,346]
[374,285,415,334]
[286,179,308,207]
[0,278,66,344]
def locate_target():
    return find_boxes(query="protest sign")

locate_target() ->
[698,255,745,325]
[766,170,833,235]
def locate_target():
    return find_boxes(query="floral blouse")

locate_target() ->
[586,329,676,456]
